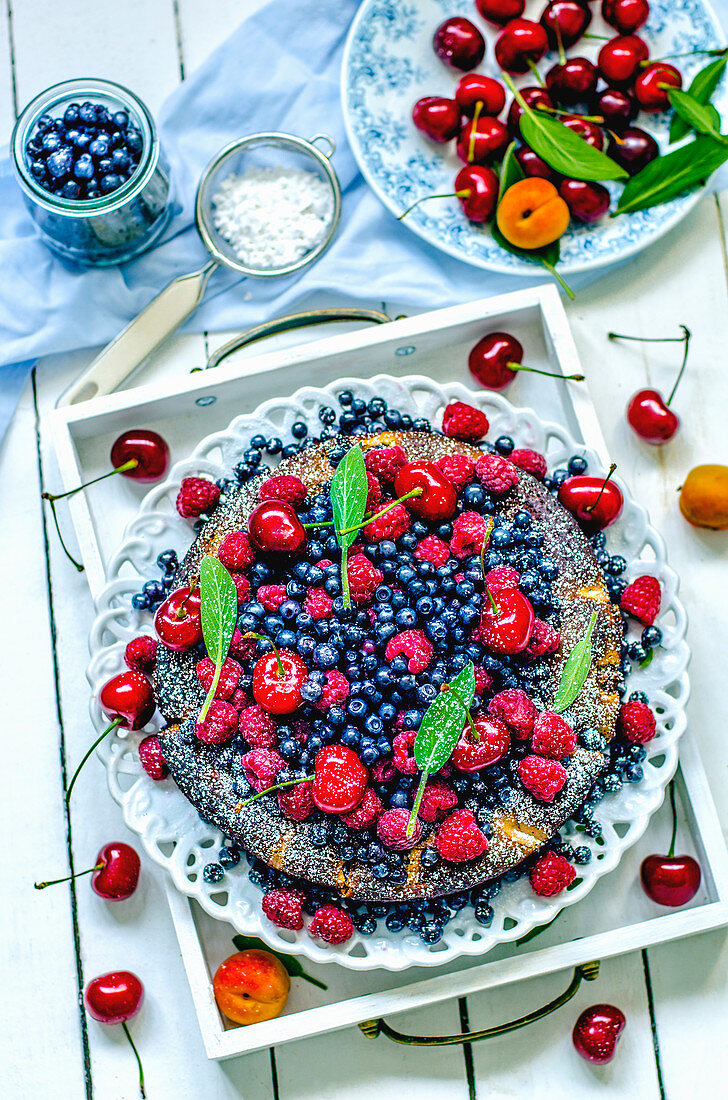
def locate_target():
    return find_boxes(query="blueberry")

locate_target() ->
[112,109,130,129]
[290,421,308,439]
[37,113,56,133]
[385,912,406,932]
[627,641,648,662]
[100,172,123,193]
[29,159,47,181]
[642,625,662,648]
[46,148,73,178]
[265,437,282,455]
[125,127,143,155]
[89,135,111,158]
[218,846,240,868]
[41,130,62,153]
[568,455,588,475]
[131,592,149,610]
[202,862,224,884]
[420,920,443,945]
[494,435,514,455]
[474,903,494,926]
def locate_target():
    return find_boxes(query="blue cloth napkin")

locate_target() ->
[1,0,727,440]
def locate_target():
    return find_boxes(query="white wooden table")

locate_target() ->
[3,2,728,1097]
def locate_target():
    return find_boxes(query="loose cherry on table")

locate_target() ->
[572,1004,627,1064]
[590,88,638,132]
[507,86,554,138]
[475,0,525,27]
[494,18,549,75]
[546,57,599,106]
[394,461,458,522]
[412,97,460,143]
[641,781,702,906]
[610,323,690,444]
[606,126,659,176]
[85,971,146,1098]
[559,178,611,224]
[154,584,203,652]
[634,62,682,111]
[433,17,485,71]
[456,116,511,166]
[251,638,308,715]
[468,331,584,390]
[540,0,592,50]
[557,464,624,533]
[479,586,535,655]
[35,841,141,899]
[597,34,650,86]
[455,74,507,118]
[248,499,307,554]
[602,0,650,35]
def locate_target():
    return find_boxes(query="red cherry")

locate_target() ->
[562,114,604,151]
[456,116,510,165]
[248,500,307,554]
[494,18,549,75]
[598,35,649,86]
[507,86,554,138]
[540,1,592,49]
[109,429,170,483]
[154,586,203,652]
[479,587,535,655]
[516,146,557,181]
[468,331,524,390]
[252,649,308,715]
[572,1004,626,1064]
[455,165,500,222]
[455,74,506,118]
[433,17,485,71]
[475,0,525,27]
[559,178,611,223]
[451,717,511,771]
[100,671,155,731]
[394,461,458,522]
[627,389,680,443]
[412,97,460,142]
[557,473,624,533]
[85,970,144,1025]
[590,88,637,132]
[607,126,659,175]
[546,58,598,106]
[634,62,682,111]
[312,745,369,814]
[602,0,649,35]
[91,842,141,900]
[641,853,701,906]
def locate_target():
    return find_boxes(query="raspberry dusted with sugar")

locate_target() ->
[347,555,384,604]
[239,704,277,748]
[257,584,288,612]
[304,587,334,620]
[518,755,567,802]
[176,476,221,519]
[231,573,251,606]
[229,628,255,662]
[366,472,382,511]
[617,700,657,744]
[363,501,411,542]
[532,712,577,759]
[217,531,255,571]
[262,887,306,930]
[309,905,355,945]
[510,449,547,480]
[450,510,488,558]
[196,657,242,700]
[418,780,458,823]
[474,665,494,695]
[442,401,489,442]
[342,786,383,829]
[241,748,285,791]
[488,688,537,738]
[258,474,307,507]
[475,453,519,494]
[385,629,433,674]
[138,734,169,781]
[315,669,350,711]
[278,781,314,822]
[124,635,157,674]
[435,808,489,863]
[437,453,476,487]
[414,534,450,567]
[620,575,661,625]
[486,565,521,592]
[377,808,423,850]
[196,700,239,745]
[364,445,407,483]
[529,851,576,896]
[526,619,561,659]
[393,730,418,774]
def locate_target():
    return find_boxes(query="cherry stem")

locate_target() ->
[667,327,692,407]
[468,99,483,162]
[526,57,545,86]
[642,47,727,65]
[582,33,610,41]
[234,774,314,813]
[539,258,576,301]
[398,190,470,221]
[479,518,495,580]
[244,632,284,677]
[34,862,104,890]
[66,718,122,804]
[45,496,85,572]
[507,360,585,382]
[122,1021,146,1099]
[41,459,138,504]
[447,686,481,742]
[337,487,424,537]
[555,22,566,68]
[174,578,199,620]
[585,463,617,514]
[668,779,678,859]
[609,325,691,407]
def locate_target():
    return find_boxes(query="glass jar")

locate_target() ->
[12,78,173,266]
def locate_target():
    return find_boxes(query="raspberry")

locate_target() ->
[238,705,278,748]
[526,619,561,659]
[372,760,396,784]
[258,474,307,507]
[315,669,350,711]
[366,472,382,511]
[377,807,422,850]
[518,755,567,801]
[229,628,256,662]
[309,905,355,945]
[437,453,476,487]
[488,688,536,738]
[475,453,519,494]
[231,572,251,606]
[474,665,494,695]
[195,657,242,700]
[304,587,334,620]
[124,635,157,674]
[385,629,433,674]
[531,711,577,758]
[257,584,288,612]
[442,402,489,442]
[342,786,383,829]
[393,730,418,774]
[196,700,238,745]
[486,565,521,592]
[176,477,220,519]
[414,535,450,567]
[363,502,410,542]
[364,445,407,483]
[347,554,384,604]
[262,887,306,930]
[217,531,255,571]
[620,575,661,625]
[138,734,169,780]
[450,510,488,559]
[229,687,251,711]
[241,748,285,792]
[617,700,656,744]
[510,449,547,480]
[529,850,576,896]
[418,780,458,823]
[278,781,314,822]
[435,808,489,862]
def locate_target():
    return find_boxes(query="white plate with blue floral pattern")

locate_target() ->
[342,0,727,276]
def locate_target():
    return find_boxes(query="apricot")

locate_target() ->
[679,465,728,530]
[496,178,570,250]
[213,949,290,1025]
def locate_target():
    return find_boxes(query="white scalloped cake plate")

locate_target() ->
[87,376,689,971]
[341,0,728,276]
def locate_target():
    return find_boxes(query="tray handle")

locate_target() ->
[358,961,600,1047]
[205,307,394,369]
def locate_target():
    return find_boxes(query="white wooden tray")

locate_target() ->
[45,285,728,1059]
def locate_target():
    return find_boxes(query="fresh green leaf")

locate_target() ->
[639,648,655,669]
[520,109,628,181]
[670,52,728,143]
[616,134,728,214]
[667,88,727,143]
[330,443,367,550]
[448,661,476,714]
[498,141,525,193]
[231,935,328,990]
[198,555,238,722]
[412,688,470,775]
[552,611,598,714]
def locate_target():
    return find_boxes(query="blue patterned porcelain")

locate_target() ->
[342,0,727,275]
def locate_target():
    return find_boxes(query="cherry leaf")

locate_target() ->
[616,135,728,215]
[519,109,628,181]
[670,53,728,144]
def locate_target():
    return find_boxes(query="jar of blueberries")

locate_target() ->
[12,78,173,266]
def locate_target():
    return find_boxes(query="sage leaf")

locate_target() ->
[520,109,628,181]
[616,134,728,215]
[668,88,727,143]
[552,611,598,714]
[330,443,367,550]
[198,554,237,722]
[447,660,476,715]
[670,52,728,144]
[232,935,328,990]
